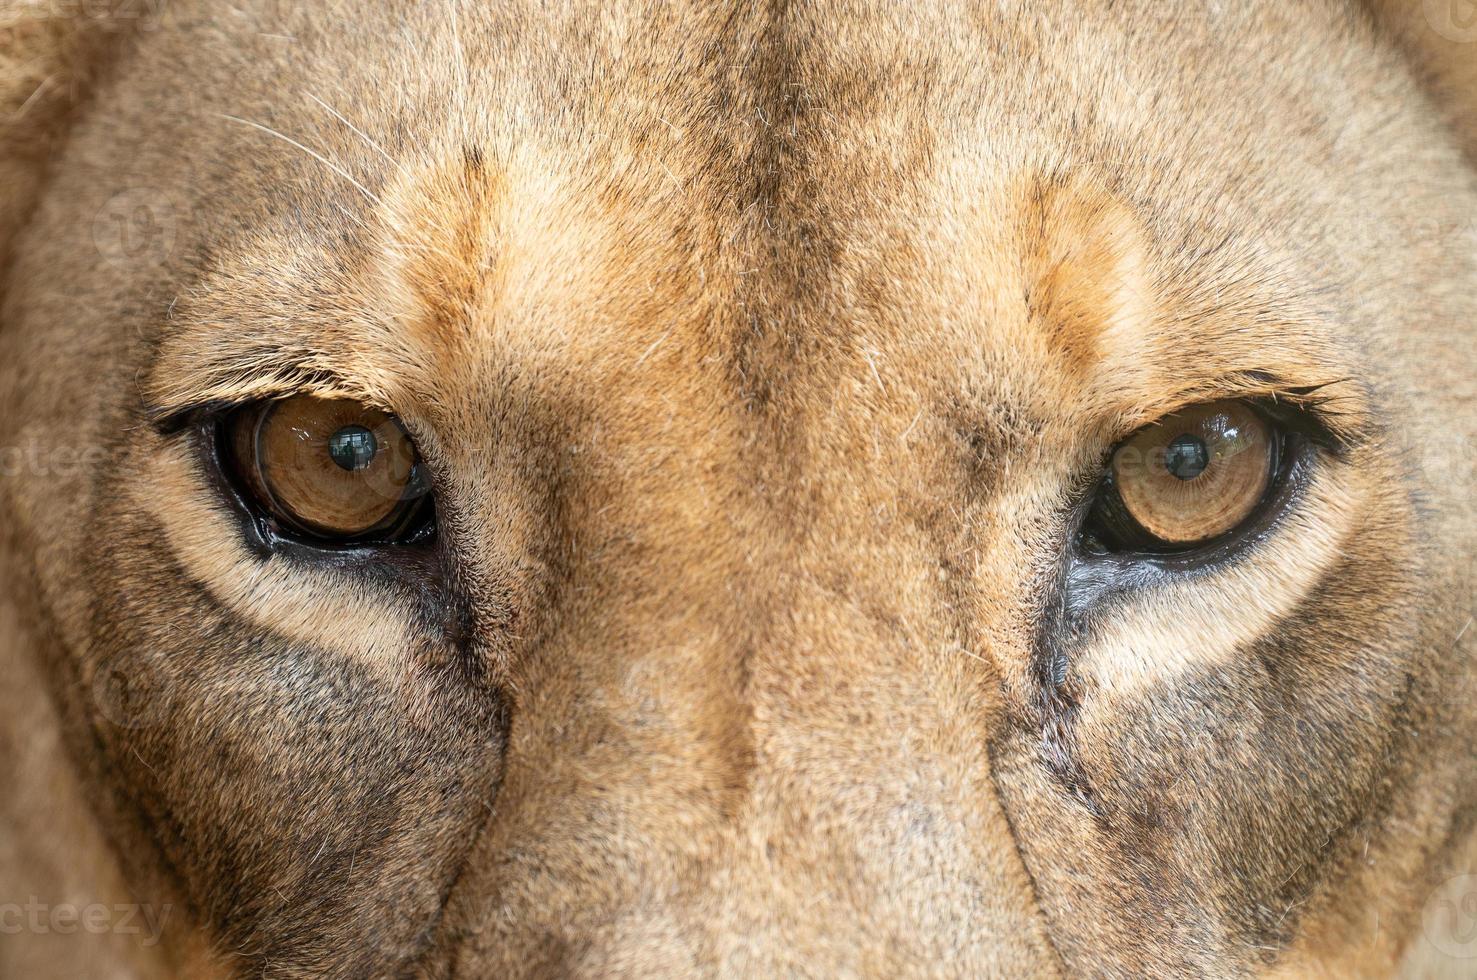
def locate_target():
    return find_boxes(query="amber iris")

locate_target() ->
[227,397,427,540]
[1110,401,1274,546]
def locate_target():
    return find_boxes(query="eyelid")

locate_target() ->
[141,318,379,427]
[149,392,402,437]
[147,399,249,436]
[1249,397,1352,458]
[1115,391,1359,463]
[1109,372,1370,457]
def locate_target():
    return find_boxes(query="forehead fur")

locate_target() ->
[142,0,1390,446]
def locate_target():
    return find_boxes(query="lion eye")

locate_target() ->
[1090,400,1278,551]
[224,397,432,543]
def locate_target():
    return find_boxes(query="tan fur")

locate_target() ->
[1,1,1475,976]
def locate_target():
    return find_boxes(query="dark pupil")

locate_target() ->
[328,425,378,471]
[1164,434,1210,481]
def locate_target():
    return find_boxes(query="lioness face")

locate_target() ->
[1,1,1475,977]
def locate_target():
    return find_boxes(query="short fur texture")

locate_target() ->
[1,1,1474,976]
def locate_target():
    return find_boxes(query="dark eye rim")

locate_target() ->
[1079,399,1318,561]
[209,400,438,552]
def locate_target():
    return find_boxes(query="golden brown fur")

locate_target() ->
[1,0,1474,976]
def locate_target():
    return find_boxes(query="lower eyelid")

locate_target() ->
[1060,449,1360,702]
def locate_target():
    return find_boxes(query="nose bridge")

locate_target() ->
[431,285,1063,972]
[687,477,1058,972]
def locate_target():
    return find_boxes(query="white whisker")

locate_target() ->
[304,91,409,177]
[449,0,470,132]
[217,112,382,206]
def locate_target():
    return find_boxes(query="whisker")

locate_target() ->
[304,91,410,177]
[449,0,470,131]
[217,112,382,206]
[333,203,370,229]
[302,94,458,243]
